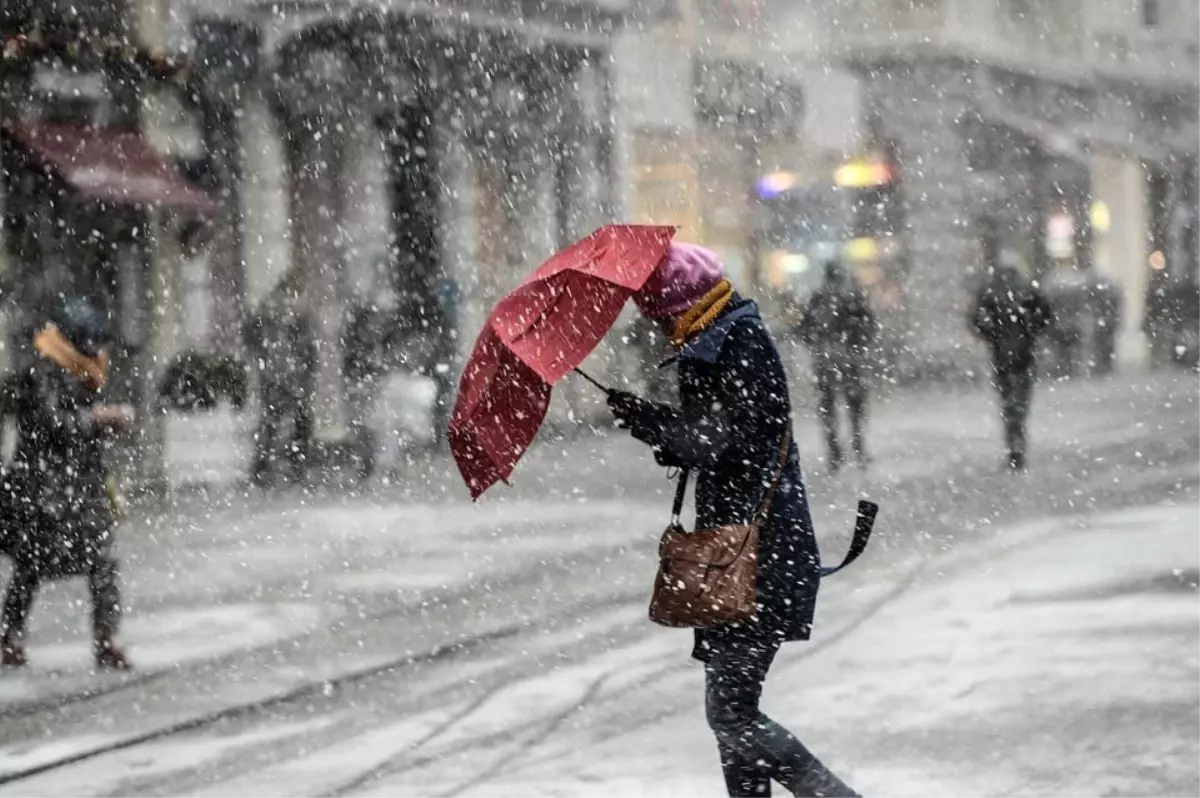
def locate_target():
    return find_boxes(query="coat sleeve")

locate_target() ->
[32,366,95,440]
[855,293,880,344]
[796,295,821,346]
[969,294,992,339]
[631,321,788,470]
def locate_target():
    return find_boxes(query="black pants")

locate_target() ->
[815,367,867,470]
[431,370,455,445]
[1,556,121,643]
[994,366,1034,464]
[705,639,857,797]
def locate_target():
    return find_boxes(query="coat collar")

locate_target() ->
[673,298,760,364]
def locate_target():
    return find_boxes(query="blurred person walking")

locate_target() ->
[244,276,317,486]
[1088,273,1123,375]
[0,297,134,668]
[427,277,461,445]
[1041,263,1089,378]
[607,242,868,798]
[797,258,879,473]
[969,252,1054,471]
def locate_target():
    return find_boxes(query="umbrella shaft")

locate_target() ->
[573,368,610,395]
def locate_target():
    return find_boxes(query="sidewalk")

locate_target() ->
[392,501,1200,797]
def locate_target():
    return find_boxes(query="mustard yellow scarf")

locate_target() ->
[33,324,109,390]
[670,279,734,347]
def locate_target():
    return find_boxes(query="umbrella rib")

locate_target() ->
[503,278,569,348]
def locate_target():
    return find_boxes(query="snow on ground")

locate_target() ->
[361,502,1199,798]
[0,602,328,708]
[0,375,1194,797]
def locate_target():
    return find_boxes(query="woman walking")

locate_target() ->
[607,243,859,797]
[1,297,133,669]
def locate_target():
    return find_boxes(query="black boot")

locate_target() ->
[1,637,26,667]
[826,435,843,475]
[94,635,131,670]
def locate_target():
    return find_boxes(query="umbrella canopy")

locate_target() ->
[449,224,676,498]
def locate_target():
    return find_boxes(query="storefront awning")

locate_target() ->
[6,123,215,214]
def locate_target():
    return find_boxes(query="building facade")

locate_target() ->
[768,0,1199,375]
[154,0,628,445]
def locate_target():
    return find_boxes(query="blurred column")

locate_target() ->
[557,53,606,244]
[239,96,291,310]
[594,55,620,225]
[867,60,980,378]
[278,107,350,438]
[199,99,248,353]
[273,38,364,441]
[497,66,557,277]
[433,107,479,363]
[189,16,257,355]
[0,71,9,379]
[1091,150,1150,366]
[382,102,439,310]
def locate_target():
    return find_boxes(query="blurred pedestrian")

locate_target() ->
[797,258,879,473]
[428,277,461,445]
[1143,278,1175,368]
[969,253,1053,471]
[244,276,316,486]
[607,242,859,797]
[1,297,134,669]
[1089,274,1123,375]
[1041,264,1089,378]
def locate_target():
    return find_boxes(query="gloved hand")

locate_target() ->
[608,390,685,467]
[607,389,649,427]
[607,389,663,442]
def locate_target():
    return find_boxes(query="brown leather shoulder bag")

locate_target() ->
[649,423,791,629]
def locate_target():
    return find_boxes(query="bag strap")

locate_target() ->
[669,421,792,527]
[670,468,689,526]
[820,500,878,576]
[753,421,792,523]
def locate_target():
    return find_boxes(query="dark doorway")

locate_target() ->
[382,102,439,309]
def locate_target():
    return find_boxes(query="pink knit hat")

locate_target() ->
[632,242,725,319]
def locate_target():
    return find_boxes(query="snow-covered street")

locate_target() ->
[1,372,1196,797]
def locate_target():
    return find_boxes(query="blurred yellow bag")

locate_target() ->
[106,472,128,520]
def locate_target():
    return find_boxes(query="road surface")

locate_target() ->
[1,371,1197,796]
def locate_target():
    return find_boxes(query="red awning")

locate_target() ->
[7,123,215,214]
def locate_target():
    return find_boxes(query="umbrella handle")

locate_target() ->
[573,368,611,396]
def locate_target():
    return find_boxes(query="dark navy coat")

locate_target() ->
[0,361,113,578]
[624,297,822,661]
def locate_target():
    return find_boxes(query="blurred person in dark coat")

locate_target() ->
[797,258,879,473]
[1041,264,1090,378]
[1,297,134,668]
[969,252,1053,471]
[244,276,316,486]
[1089,274,1123,375]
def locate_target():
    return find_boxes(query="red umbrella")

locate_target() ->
[449,224,676,498]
